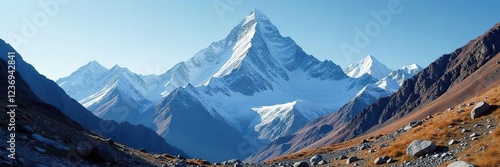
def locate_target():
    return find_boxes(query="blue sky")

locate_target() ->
[1,0,499,80]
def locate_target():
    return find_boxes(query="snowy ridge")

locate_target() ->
[376,64,423,92]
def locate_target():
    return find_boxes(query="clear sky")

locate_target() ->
[1,1,499,80]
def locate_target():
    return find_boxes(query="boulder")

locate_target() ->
[234,162,243,167]
[470,101,490,119]
[346,157,359,164]
[91,145,118,164]
[31,134,69,151]
[76,144,93,156]
[406,140,436,156]
[447,161,475,167]
[293,161,309,167]
[404,121,422,131]
[374,156,389,165]
[310,154,323,164]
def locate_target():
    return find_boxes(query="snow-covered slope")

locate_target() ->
[57,63,155,123]
[376,64,423,92]
[343,55,392,80]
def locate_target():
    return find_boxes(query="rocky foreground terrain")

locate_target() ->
[267,84,500,167]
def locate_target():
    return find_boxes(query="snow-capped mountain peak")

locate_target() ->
[343,55,392,80]
[401,63,422,74]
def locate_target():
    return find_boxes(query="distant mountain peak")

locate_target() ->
[82,60,106,70]
[344,55,392,80]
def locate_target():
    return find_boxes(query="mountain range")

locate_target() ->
[247,22,500,163]
[0,39,185,156]
[56,9,421,162]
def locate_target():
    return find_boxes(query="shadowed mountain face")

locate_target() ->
[0,39,185,156]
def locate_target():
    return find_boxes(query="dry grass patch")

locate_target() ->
[376,85,500,165]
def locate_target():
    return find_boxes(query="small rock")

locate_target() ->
[470,133,479,138]
[487,125,493,129]
[471,137,479,140]
[456,109,464,114]
[368,149,375,153]
[470,101,490,119]
[339,154,347,159]
[34,147,46,153]
[105,138,114,145]
[139,148,147,153]
[386,158,395,163]
[449,139,457,145]
[309,154,323,164]
[234,162,243,167]
[380,143,388,147]
[346,157,359,164]
[404,121,422,131]
[441,153,449,157]
[461,129,471,133]
[293,161,309,167]
[374,156,388,165]
[317,160,327,165]
[406,140,436,156]
[156,155,164,160]
[447,161,475,167]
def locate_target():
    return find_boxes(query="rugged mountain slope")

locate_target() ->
[343,55,392,80]
[0,39,183,155]
[303,22,500,151]
[245,61,421,163]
